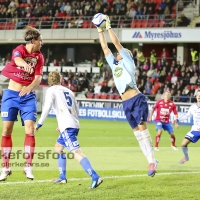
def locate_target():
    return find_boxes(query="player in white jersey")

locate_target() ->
[93,15,157,177]
[35,71,102,189]
[174,89,200,164]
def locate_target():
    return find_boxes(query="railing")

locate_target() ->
[0,13,195,31]
[81,92,196,103]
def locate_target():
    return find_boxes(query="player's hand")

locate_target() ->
[97,27,104,33]
[56,128,61,133]
[19,86,32,96]
[35,124,42,131]
[174,123,179,129]
[105,15,111,30]
[148,117,152,122]
[23,64,34,74]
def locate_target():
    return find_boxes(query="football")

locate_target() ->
[92,13,106,28]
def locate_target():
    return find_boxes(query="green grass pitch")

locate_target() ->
[0,117,200,200]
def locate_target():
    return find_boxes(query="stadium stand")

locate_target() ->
[0,0,199,103]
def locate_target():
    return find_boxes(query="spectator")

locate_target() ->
[137,49,145,65]
[180,90,189,102]
[109,83,118,94]
[190,72,198,84]
[75,15,84,28]
[100,81,110,93]
[160,48,170,66]
[44,58,50,66]
[171,48,177,62]
[66,58,74,66]
[165,72,172,82]
[178,14,190,27]
[53,59,59,66]
[155,89,162,101]
[190,48,199,65]
[59,58,66,67]
[147,66,155,78]
[94,83,102,94]
[88,81,95,93]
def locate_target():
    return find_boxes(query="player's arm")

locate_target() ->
[149,107,155,122]
[14,57,34,74]
[172,104,179,128]
[98,32,111,57]
[19,55,44,97]
[36,90,54,131]
[173,106,192,124]
[19,75,42,97]
[106,16,123,53]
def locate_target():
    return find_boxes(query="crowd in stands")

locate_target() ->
[0,0,193,29]
[18,46,198,103]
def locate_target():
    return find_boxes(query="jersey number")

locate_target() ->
[64,92,72,107]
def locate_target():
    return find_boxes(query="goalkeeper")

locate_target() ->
[93,15,157,177]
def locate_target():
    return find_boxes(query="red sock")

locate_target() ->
[1,134,12,168]
[155,134,161,148]
[24,134,35,166]
[171,135,176,146]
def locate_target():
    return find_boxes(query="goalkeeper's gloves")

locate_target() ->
[97,27,104,33]
[105,15,111,30]
[35,123,42,131]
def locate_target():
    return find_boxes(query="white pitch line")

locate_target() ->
[0,171,199,185]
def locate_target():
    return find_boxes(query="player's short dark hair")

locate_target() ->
[24,26,41,43]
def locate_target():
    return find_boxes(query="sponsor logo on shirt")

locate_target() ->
[114,67,123,78]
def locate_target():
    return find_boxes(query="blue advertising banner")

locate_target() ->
[48,99,193,125]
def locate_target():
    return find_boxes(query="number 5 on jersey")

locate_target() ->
[64,92,72,107]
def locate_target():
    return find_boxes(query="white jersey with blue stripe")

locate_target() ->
[38,85,80,132]
[105,48,138,95]
[178,104,200,131]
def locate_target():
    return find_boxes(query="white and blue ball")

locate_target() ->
[92,13,106,28]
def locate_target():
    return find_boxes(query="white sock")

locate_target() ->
[134,130,148,157]
[140,129,155,164]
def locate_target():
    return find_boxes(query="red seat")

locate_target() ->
[194,85,198,89]
[86,93,94,99]
[118,20,124,28]
[94,94,101,99]
[114,95,121,100]
[101,94,107,99]
[65,14,71,21]
[130,20,136,28]
[0,23,5,30]
[82,21,90,28]
[52,21,59,29]
[159,20,165,27]
[153,20,160,27]
[135,20,141,28]
[147,20,153,27]
[141,20,147,28]
[29,22,36,27]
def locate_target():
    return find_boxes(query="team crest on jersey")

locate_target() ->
[114,67,123,78]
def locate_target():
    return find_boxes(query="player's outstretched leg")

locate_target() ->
[139,126,157,177]
[179,147,189,164]
[52,153,67,183]
[179,138,191,164]
[170,133,178,151]
[73,148,103,189]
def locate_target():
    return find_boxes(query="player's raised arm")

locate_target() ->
[105,16,123,53]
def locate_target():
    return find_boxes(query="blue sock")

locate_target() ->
[182,146,189,160]
[58,153,66,180]
[80,157,99,180]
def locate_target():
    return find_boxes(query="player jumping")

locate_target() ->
[174,89,200,164]
[0,26,44,181]
[94,15,157,177]
[35,71,103,189]
[149,89,179,151]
